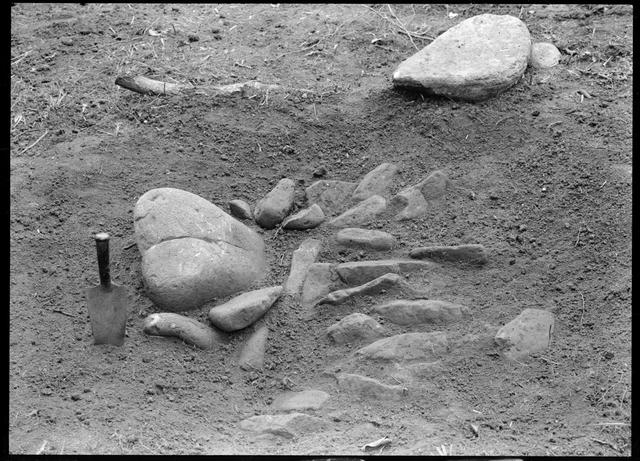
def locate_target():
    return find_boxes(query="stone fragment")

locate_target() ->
[373,299,468,325]
[356,332,448,362]
[392,14,532,101]
[327,195,387,227]
[530,42,561,69]
[305,180,358,215]
[271,389,330,412]
[336,373,406,400]
[418,170,448,200]
[239,413,329,438]
[284,238,322,296]
[143,313,225,349]
[208,286,282,332]
[254,178,295,229]
[316,273,409,306]
[336,259,436,286]
[410,244,488,265]
[335,228,397,251]
[494,308,555,360]
[134,187,266,311]
[238,323,268,370]
[352,163,399,201]
[326,313,387,344]
[282,203,325,230]
[228,199,253,220]
[301,263,341,307]
[392,186,429,221]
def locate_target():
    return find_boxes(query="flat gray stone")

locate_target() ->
[336,259,437,286]
[239,413,330,438]
[495,308,555,360]
[392,186,428,221]
[530,42,561,69]
[352,163,399,201]
[282,203,325,230]
[135,187,266,311]
[254,178,295,229]
[327,195,387,227]
[335,228,397,251]
[326,313,387,344]
[208,286,282,332]
[356,332,448,362]
[301,263,341,308]
[336,373,407,400]
[284,238,322,296]
[238,323,268,370]
[305,180,357,216]
[228,199,253,220]
[410,244,488,265]
[373,299,468,325]
[271,389,330,412]
[393,14,532,101]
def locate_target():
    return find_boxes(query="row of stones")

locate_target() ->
[228,163,449,230]
[238,307,556,439]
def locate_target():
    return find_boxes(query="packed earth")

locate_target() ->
[10,3,632,456]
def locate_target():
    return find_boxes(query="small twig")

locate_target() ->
[575,228,582,246]
[592,438,618,451]
[52,309,74,318]
[386,4,418,50]
[123,241,137,250]
[495,115,514,126]
[36,440,48,455]
[599,180,607,189]
[18,130,48,155]
[579,292,585,326]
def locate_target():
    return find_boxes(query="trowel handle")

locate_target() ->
[95,232,111,288]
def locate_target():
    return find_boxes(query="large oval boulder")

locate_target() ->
[392,14,531,101]
[134,187,266,311]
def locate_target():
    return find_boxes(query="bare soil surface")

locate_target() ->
[10,3,632,456]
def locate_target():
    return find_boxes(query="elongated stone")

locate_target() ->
[335,228,397,251]
[228,199,253,220]
[410,244,488,265]
[373,299,468,325]
[239,413,329,438]
[530,42,561,69]
[316,273,405,306]
[208,286,282,332]
[335,259,436,286]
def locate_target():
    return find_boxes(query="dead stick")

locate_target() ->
[18,130,48,155]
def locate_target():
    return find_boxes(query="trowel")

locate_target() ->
[85,232,128,346]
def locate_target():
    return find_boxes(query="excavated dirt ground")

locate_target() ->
[10,3,632,456]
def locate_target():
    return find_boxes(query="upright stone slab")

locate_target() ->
[352,163,399,201]
[393,14,532,101]
[305,180,357,216]
[134,187,266,311]
[254,178,295,229]
[284,239,322,296]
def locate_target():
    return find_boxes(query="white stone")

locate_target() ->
[530,42,561,69]
[393,14,532,101]
[135,187,266,311]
